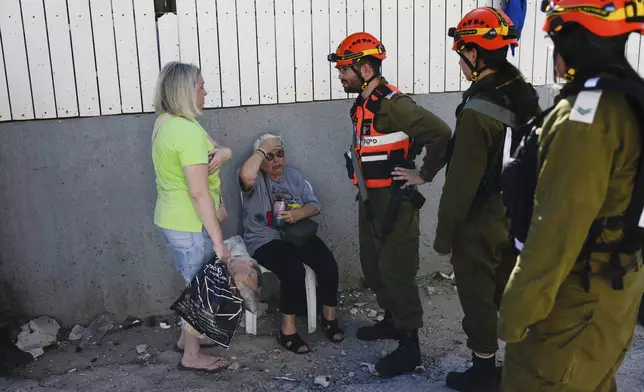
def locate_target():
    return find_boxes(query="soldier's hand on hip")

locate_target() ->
[392,167,426,189]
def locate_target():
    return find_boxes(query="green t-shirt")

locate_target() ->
[152,114,220,232]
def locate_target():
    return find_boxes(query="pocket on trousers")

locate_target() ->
[162,229,196,250]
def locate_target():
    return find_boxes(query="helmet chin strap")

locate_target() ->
[552,47,576,83]
[456,50,488,82]
[350,64,380,91]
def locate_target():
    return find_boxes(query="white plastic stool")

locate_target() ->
[245,264,317,335]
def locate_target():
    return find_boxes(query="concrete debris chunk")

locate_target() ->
[376,314,385,322]
[68,325,85,341]
[228,362,240,371]
[16,317,60,358]
[425,286,437,296]
[136,344,148,354]
[367,310,378,318]
[273,376,297,382]
[360,362,379,376]
[314,375,331,388]
[29,317,60,337]
[349,308,358,316]
[159,322,171,330]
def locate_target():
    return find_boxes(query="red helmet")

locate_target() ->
[449,7,519,52]
[542,0,644,37]
[328,32,386,69]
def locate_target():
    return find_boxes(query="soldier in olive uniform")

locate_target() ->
[499,1,644,391]
[328,32,451,377]
[434,8,541,392]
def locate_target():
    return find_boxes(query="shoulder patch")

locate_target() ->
[384,90,399,100]
[569,90,602,125]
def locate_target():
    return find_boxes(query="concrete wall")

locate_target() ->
[0,87,556,325]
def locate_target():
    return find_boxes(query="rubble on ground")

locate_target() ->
[15,316,60,358]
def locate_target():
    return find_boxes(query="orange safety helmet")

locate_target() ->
[328,32,386,69]
[448,7,519,52]
[541,0,644,37]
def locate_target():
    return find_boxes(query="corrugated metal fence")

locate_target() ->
[1,0,643,122]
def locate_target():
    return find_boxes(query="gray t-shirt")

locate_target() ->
[241,166,321,256]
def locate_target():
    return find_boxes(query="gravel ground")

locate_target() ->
[1,273,643,392]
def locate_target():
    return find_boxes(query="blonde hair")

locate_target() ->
[153,62,202,120]
[253,133,283,151]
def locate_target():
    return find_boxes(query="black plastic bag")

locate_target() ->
[170,256,243,349]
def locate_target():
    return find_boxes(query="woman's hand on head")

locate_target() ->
[259,137,282,154]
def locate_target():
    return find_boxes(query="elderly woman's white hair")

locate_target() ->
[253,133,283,151]
[154,62,202,120]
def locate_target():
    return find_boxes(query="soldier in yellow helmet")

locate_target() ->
[499,1,644,391]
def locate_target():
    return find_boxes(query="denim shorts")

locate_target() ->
[156,226,215,283]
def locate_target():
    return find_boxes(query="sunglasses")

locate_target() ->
[266,150,284,161]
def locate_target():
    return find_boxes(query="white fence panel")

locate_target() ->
[330,0,348,100]
[134,0,160,112]
[22,0,56,119]
[381,0,398,86]
[2,0,612,122]
[519,0,537,83]
[196,0,222,108]
[177,0,200,66]
[398,0,414,93]
[1,0,32,120]
[347,0,364,33]
[429,0,446,92]
[445,1,461,92]
[532,4,549,86]
[627,34,641,71]
[217,0,241,107]
[158,13,180,67]
[237,0,260,106]
[113,0,142,113]
[44,0,78,118]
[68,0,100,117]
[312,1,331,100]
[90,0,121,115]
[414,0,430,94]
[0,34,11,121]
[275,0,296,104]
[294,0,313,102]
[364,0,381,39]
[257,0,278,104]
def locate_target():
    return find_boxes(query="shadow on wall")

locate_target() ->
[0,86,557,325]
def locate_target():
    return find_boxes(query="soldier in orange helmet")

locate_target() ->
[329,32,451,377]
[436,6,542,391]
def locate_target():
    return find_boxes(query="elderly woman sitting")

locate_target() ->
[239,134,344,354]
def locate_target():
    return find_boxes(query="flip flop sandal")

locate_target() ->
[277,330,310,354]
[319,315,345,343]
[177,357,229,374]
[173,343,218,353]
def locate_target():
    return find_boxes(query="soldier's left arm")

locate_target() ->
[498,99,614,343]
[376,94,452,182]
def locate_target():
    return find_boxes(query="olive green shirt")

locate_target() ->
[372,80,452,182]
[433,81,507,254]
[498,89,641,343]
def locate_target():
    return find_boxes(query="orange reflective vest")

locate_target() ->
[350,83,413,189]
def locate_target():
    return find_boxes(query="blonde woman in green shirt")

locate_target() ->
[152,62,232,373]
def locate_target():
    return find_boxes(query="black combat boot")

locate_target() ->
[445,352,501,392]
[356,310,402,341]
[374,329,421,378]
